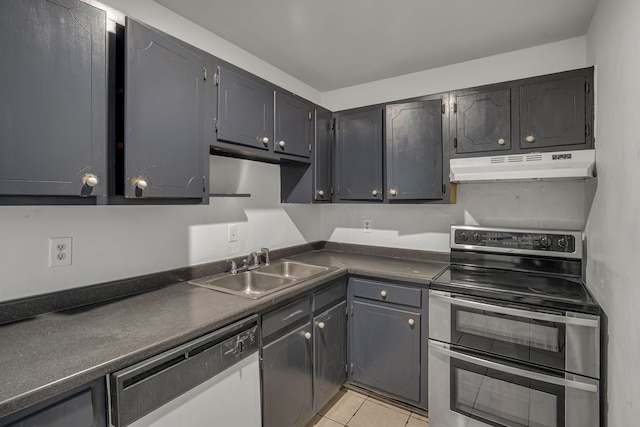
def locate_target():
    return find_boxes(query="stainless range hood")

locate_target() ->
[449,149,595,182]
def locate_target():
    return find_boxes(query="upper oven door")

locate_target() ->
[429,290,600,378]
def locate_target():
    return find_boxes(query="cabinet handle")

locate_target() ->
[317,322,325,329]
[82,174,99,187]
[525,135,536,143]
[261,137,269,145]
[134,179,148,190]
[497,138,506,145]
[278,140,286,148]
[372,190,378,196]
[304,332,312,340]
[380,290,387,298]
[389,188,398,196]
[318,190,325,197]
[408,318,415,326]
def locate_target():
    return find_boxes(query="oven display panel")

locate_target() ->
[454,230,575,253]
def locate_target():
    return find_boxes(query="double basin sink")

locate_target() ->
[188,261,333,299]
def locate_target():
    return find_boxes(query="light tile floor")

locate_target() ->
[305,389,429,427]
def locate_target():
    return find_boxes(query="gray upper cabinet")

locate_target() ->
[386,100,443,201]
[519,74,589,150]
[125,18,207,199]
[275,92,313,158]
[335,108,384,202]
[314,109,333,202]
[453,87,512,155]
[0,0,107,197]
[216,66,273,151]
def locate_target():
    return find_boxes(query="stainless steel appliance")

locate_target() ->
[109,316,261,427]
[429,225,601,427]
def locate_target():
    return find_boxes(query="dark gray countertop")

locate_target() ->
[0,248,447,418]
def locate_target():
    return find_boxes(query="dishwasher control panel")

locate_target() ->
[222,325,259,360]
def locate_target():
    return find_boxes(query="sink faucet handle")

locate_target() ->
[249,251,260,268]
[227,259,238,275]
[260,247,270,266]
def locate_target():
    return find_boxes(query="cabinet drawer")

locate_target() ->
[351,278,421,308]
[314,279,346,312]
[262,297,311,338]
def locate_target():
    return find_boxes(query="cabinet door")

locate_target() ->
[275,92,312,158]
[217,67,273,151]
[262,323,313,427]
[314,109,333,202]
[519,75,587,150]
[454,88,511,155]
[125,18,206,199]
[386,100,443,200]
[0,0,107,197]
[350,300,421,403]
[335,108,383,201]
[313,301,346,411]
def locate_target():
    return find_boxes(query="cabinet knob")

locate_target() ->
[278,140,286,148]
[380,290,387,298]
[134,179,148,190]
[372,190,378,196]
[261,137,269,145]
[525,135,536,143]
[318,190,325,197]
[318,322,325,329]
[408,318,415,326]
[82,174,99,187]
[389,188,398,196]
[497,138,506,145]
[304,332,312,340]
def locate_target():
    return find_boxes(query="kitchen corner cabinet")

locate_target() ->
[0,0,107,198]
[348,277,427,408]
[216,66,274,152]
[386,100,444,201]
[125,18,208,200]
[314,109,334,202]
[275,91,313,158]
[335,108,384,202]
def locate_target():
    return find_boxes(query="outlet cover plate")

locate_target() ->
[228,224,238,242]
[49,237,72,267]
[363,219,372,233]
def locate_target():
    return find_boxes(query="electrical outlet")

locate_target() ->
[49,237,72,267]
[228,224,238,242]
[363,219,372,233]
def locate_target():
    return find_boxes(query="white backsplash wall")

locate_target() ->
[321,181,591,253]
[0,157,320,302]
[586,0,640,424]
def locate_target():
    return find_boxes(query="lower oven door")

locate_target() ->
[428,340,599,427]
[429,290,600,378]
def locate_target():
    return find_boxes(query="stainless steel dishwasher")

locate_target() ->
[109,315,261,427]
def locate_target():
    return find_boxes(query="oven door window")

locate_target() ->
[451,306,566,370]
[452,357,565,427]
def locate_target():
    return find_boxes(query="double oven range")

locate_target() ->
[429,225,601,427]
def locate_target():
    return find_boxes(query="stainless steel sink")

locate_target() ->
[188,260,332,299]
[258,261,330,279]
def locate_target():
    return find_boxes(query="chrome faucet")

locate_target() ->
[227,259,238,274]
[248,252,260,270]
[260,247,270,266]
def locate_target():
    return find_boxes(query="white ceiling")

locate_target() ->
[152,0,599,92]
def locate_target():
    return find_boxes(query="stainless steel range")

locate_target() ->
[429,225,601,427]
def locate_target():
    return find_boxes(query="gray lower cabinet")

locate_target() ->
[386,100,444,201]
[125,18,208,200]
[216,66,274,151]
[335,108,384,202]
[0,0,107,198]
[262,322,314,427]
[0,378,106,427]
[275,91,313,158]
[313,301,347,411]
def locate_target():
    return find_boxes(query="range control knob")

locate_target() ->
[473,232,482,242]
[458,232,468,242]
[557,238,568,248]
[541,237,551,247]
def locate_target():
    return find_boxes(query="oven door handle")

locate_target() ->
[429,341,599,393]
[430,291,599,328]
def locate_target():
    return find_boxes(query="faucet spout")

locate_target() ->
[260,247,270,266]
